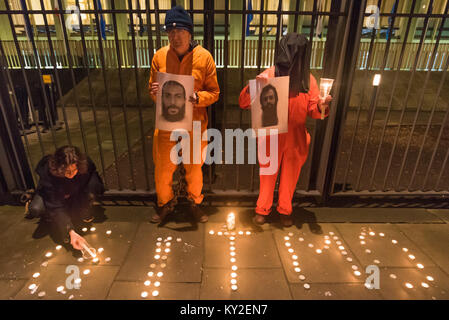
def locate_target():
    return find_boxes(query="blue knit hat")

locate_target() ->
[164,6,193,35]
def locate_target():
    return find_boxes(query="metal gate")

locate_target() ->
[0,0,448,203]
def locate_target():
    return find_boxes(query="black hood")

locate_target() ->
[274,33,310,95]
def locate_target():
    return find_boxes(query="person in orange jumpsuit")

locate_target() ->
[148,6,220,223]
[239,33,332,227]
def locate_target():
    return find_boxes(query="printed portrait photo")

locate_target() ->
[249,76,289,136]
[156,72,194,131]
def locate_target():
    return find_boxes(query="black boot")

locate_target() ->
[151,199,176,223]
[189,201,208,223]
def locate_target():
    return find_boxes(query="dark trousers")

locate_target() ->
[29,193,92,243]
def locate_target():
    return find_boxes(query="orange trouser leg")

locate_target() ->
[183,131,208,205]
[153,130,177,207]
[277,148,303,215]
[255,147,284,216]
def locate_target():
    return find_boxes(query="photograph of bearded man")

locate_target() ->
[260,84,279,127]
[161,80,186,122]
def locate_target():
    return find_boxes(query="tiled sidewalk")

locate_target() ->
[0,205,448,300]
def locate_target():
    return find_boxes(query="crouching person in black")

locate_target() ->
[28,146,105,250]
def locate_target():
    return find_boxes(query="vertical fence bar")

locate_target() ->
[382,0,428,190]
[293,0,301,33]
[154,0,162,50]
[73,0,107,184]
[111,0,136,190]
[235,0,246,191]
[395,0,437,189]
[3,0,45,157]
[127,0,150,191]
[220,0,229,191]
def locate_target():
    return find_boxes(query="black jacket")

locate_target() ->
[35,155,104,210]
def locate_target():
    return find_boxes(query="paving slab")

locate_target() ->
[107,281,200,300]
[397,224,449,274]
[95,205,153,223]
[116,222,204,282]
[376,267,449,300]
[47,221,137,267]
[0,279,28,299]
[0,206,25,235]
[14,264,119,300]
[204,222,280,268]
[303,208,445,223]
[335,224,436,268]
[426,209,449,223]
[290,282,383,300]
[199,268,291,300]
[0,219,55,279]
[273,225,364,284]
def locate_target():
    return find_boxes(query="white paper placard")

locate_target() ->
[155,72,194,132]
[249,76,289,137]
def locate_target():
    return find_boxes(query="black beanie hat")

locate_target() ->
[164,5,193,35]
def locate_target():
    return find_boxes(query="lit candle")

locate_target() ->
[106,230,112,235]
[360,241,366,245]
[408,254,415,260]
[354,271,361,276]
[209,230,215,235]
[144,280,151,286]
[288,248,294,253]
[166,242,171,247]
[147,272,154,277]
[83,269,90,275]
[165,248,171,253]
[238,231,244,235]
[231,285,238,291]
[141,291,148,298]
[33,273,40,278]
[292,255,298,260]
[417,263,424,269]
[341,251,347,255]
[156,248,161,253]
[359,236,365,240]
[157,272,163,277]
[336,241,342,245]
[285,242,291,247]
[229,236,236,241]
[230,258,236,263]
[379,233,385,237]
[389,274,397,279]
[369,232,375,236]
[177,238,182,242]
[98,248,104,253]
[245,231,251,235]
[299,275,306,281]
[231,272,237,278]
[325,240,331,245]
[346,257,353,262]
[230,246,235,251]
[154,255,160,260]
[405,283,413,289]
[402,248,408,252]
[352,265,358,270]
[338,246,344,250]
[284,236,290,241]
[316,249,322,254]
[231,279,237,285]
[308,244,314,248]
[218,232,223,236]
[392,239,397,244]
[227,212,236,231]
[426,276,434,282]
[56,245,62,250]
[167,236,173,241]
[365,249,371,254]
[231,265,238,271]
[56,286,64,293]
[92,257,99,263]
[294,267,301,273]
[230,252,236,257]
[90,227,96,232]
[299,237,304,242]
[45,252,53,258]
[293,261,299,267]
[154,281,160,287]
[82,228,88,232]
[329,232,335,236]
[421,282,429,288]
[157,237,162,241]
[105,257,111,262]
[304,283,311,289]
[74,278,81,285]
[28,284,37,290]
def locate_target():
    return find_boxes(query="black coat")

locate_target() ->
[35,155,104,210]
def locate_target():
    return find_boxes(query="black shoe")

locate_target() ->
[253,214,266,225]
[151,200,176,223]
[279,214,293,227]
[189,202,208,223]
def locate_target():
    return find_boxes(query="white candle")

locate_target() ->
[227,212,236,231]
[141,291,148,298]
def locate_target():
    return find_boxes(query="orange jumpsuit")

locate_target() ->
[239,66,328,215]
[149,45,220,207]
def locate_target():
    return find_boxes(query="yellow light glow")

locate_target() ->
[316,249,322,254]
[209,230,215,235]
[33,273,40,278]
[231,279,237,285]
[421,282,429,288]
[405,283,413,289]
[325,240,331,245]
[373,74,381,86]
[294,267,301,273]
[90,227,96,232]
[231,272,237,278]
[28,284,37,290]
[408,254,415,260]
[238,231,244,235]
[292,255,298,260]
[152,290,159,297]
[417,263,424,269]
[166,242,171,247]
[230,258,236,263]
[285,242,291,247]
[426,276,434,282]
[354,271,361,276]
[56,245,62,250]
[92,257,99,263]
[229,236,236,241]
[154,255,160,260]
[338,246,345,250]
[308,244,314,248]
[352,265,358,270]
[106,230,112,235]
[82,228,88,232]
[56,286,64,292]
[379,233,385,237]
[231,265,238,271]
[156,248,161,253]
[141,291,148,298]
[341,251,347,255]
[165,248,171,253]
[293,261,299,266]
[284,236,290,241]
[147,272,154,277]
[360,241,366,245]
[83,269,90,275]
[157,272,163,277]
[45,252,53,258]
[230,252,236,256]
[144,280,151,286]
[359,236,365,240]
[231,285,238,291]
[74,278,81,285]
[402,248,408,252]
[246,231,251,235]
[288,248,294,253]
[154,281,160,287]
[218,232,223,236]
[392,240,397,244]
[98,248,104,253]
[230,247,235,251]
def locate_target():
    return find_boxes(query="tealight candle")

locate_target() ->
[160,263,166,268]
[324,235,329,239]
[379,233,385,237]
[29,284,37,290]
[231,265,238,271]
[165,248,171,253]
[374,259,380,264]
[365,249,371,254]
[402,248,408,252]
[74,278,81,285]
[292,255,298,260]
[325,240,331,245]
[359,236,365,240]
[421,282,429,288]
[354,271,361,276]
[231,272,237,278]
[83,269,90,275]
[426,276,434,282]
[329,232,334,236]
[92,257,99,263]
[230,252,236,256]
[369,232,375,236]
[147,272,154,277]
[218,232,223,236]
[78,258,84,262]
[230,241,235,246]
[417,263,424,269]
[45,252,53,258]
[285,242,291,247]
[392,240,397,244]
[98,248,104,253]
[150,264,156,268]
[408,254,415,260]
[389,274,397,279]
[316,249,322,254]
[294,267,301,273]
[105,257,111,262]
[157,272,163,277]
[288,248,294,253]
[304,283,310,289]
[156,242,162,247]
[144,280,151,286]
[230,246,235,251]
[341,251,347,255]
[299,237,304,242]
[246,231,251,235]
[209,230,215,235]
[154,255,160,260]
[56,286,64,292]
[352,265,358,270]
[324,245,330,249]
[229,236,235,241]
[230,258,236,263]
[154,281,160,287]
[405,283,413,289]
[157,237,162,241]
[141,291,148,298]
[299,275,306,281]
[82,228,88,232]
[156,248,161,253]
[166,242,171,247]
[106,230,112,235]
[308,244,314,248]
[231,279,237,285]
[346,257,353,262]
[167,236,172,241]
[33,273,40,278]
[231,285,238,291]
[177,238,182,242]
[336,241,342,245]
[90,227,96,232]
[224,232,229,236]
[338,246,344,250]
[360,241,366,245]
[293,261,299,266]
[56,245,62,250]
[284,236,290,241]
[238,231,244,235]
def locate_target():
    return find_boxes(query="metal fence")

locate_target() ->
[0,0,448,203]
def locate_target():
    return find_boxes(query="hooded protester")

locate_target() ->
[239,33,332,227]
[28,146,105,250]
[148,6,220,223]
